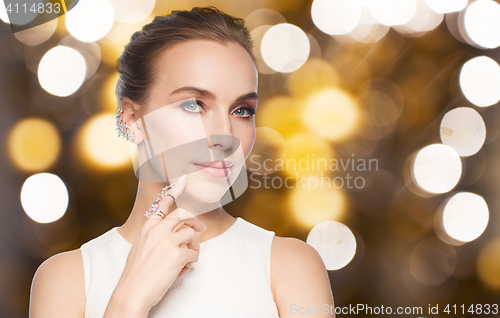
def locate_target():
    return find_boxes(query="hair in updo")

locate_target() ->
[115,6,255,115]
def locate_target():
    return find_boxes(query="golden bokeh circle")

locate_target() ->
[8,118,61,171]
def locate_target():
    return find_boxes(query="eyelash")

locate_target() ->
[179,100,256,118]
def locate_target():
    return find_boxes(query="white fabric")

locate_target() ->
[80,217,280,318]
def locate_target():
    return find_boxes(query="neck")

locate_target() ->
[118,179,235,244]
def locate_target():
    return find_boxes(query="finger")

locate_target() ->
[157,208,192,233]
[180,248,198,268]
[175,227,200,260]
[140,174,188,233]
[177,263,192,278]
[167,173,188,207]
[138,213,163,236]
[158,208,206,235]
[187,238,200,263]
[176,225,201,264]
[169,208,207,232]
[158,173,187,215]
[177,247,198,277]
[177,266,188,277]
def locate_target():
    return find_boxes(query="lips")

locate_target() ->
[192,160,233,178]
[192,160,233,169]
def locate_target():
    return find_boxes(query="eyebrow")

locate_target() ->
[170,86,258,103]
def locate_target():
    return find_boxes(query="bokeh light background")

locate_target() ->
[1,0,500,316]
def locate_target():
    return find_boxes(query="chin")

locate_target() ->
[183,171,233,203]
[185,188,228,203]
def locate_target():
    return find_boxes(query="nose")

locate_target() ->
[206,114,234,151]
[209,134,235,151]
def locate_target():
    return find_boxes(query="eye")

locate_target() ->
[180,100,203,113]
[233,107,255,118]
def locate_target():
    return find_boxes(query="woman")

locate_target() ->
[29,7,335,318]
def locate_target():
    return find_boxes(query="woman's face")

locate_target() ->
[138,40,258,204]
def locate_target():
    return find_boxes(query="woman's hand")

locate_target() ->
[110,174,206,315]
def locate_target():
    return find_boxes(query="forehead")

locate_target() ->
[150,40,257,103]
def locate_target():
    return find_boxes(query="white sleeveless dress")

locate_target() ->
[80,217,280,318]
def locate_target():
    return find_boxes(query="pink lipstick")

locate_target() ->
[192,160,233,178]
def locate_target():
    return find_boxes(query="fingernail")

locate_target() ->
[170,173,186,188]
[201,222,207,230]
[178,173,187,183]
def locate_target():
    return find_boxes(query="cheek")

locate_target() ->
[146,109,207,151]
[234,121,256,159]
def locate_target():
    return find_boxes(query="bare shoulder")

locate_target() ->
[30,249,85,318]
[271,236,326,270]
[270,236,335,317]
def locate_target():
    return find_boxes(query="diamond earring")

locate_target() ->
[115,106,135,142]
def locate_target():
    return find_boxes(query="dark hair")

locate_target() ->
[115,6,255,115]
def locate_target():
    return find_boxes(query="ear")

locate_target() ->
[120,98,144,144]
